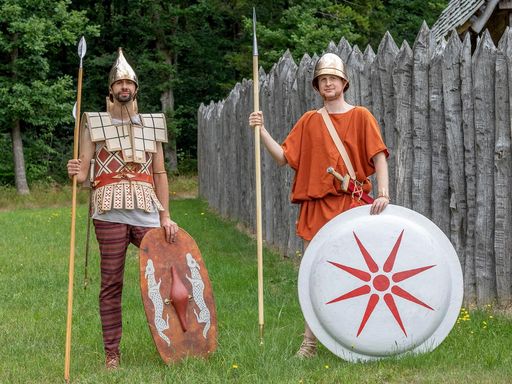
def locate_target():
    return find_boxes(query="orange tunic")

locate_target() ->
[282,106,388,241]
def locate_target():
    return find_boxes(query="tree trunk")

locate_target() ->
[9,37,29,194]
[157,45,177,173]
[11,119,30,195]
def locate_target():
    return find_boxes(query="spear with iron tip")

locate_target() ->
[252,8,264,345]
[65,35,86,384]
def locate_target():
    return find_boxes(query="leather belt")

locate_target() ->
[93,172,153,189]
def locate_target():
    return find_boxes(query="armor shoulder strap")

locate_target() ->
[140,113,168,143]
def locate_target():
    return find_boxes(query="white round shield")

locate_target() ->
[298,204,463,362]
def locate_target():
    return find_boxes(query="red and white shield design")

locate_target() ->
[298,204,463,362]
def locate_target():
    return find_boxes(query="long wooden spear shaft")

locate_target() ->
[252,8,264,345]
[65,36,86,384]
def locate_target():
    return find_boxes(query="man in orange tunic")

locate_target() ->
[249,52,389,357]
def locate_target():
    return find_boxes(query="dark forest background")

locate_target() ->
[0,0,447,193]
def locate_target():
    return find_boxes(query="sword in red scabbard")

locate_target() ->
[327,167,374,204]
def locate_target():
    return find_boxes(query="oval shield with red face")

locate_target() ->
[298,204,463,362]
[140,228,217,363]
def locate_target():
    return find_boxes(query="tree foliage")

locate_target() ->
[0,0,448,189]
[0,0,99,187]
[370,0,447,46]
[232,0,447,72]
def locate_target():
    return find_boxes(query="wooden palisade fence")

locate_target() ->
[197,23,512,306]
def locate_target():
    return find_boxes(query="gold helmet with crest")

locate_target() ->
[108,47,139,90]
[312,52,349,92]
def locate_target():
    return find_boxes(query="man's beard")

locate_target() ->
[114,92,133,103]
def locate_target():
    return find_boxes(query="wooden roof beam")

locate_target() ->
[471,0,500,33]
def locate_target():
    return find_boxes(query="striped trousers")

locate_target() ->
[93,220,152,356]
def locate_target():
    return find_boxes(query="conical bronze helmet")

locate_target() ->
[108,47,138,89]
[312,52,349,92]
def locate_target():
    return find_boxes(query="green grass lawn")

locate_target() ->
[0,195,511,383]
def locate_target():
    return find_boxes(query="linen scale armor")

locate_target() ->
[81,111,168,214]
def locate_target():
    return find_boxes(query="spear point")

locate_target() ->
[252,8,258,56]
[78,36,87,66]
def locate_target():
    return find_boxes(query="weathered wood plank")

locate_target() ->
[346,45,363,105]
[392,41,413,208]
[337,37,352,63]
[286,76,303,258]
[430,41,450,236]
[219,85,237,217]
[473,30,497,305]
[460,34,477,303]
[370,45,384,155]
[377,32,399,200]
[245,75,259,231]
[296,54,314,114]
[273,52,298,253]
[215,102,225,213]
[238,79,253,228]
[261,68,275,244]
[361,46,376,111]
[197,103,206,198]
[441,32,467,274]
[232,82,245,221]
[411,22,433,217]
[494,28,512,304]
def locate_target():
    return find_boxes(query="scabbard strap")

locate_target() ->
[93,172,153,189]
[327,166,374,204]
[346,178,374,204]
[318,107,356,180]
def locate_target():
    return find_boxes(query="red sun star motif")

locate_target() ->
[326,229,435,337]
